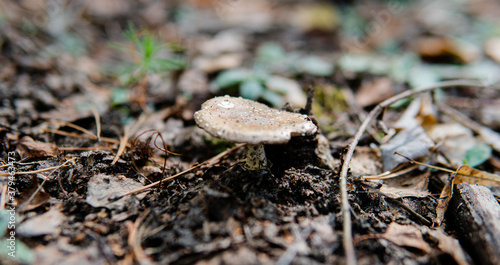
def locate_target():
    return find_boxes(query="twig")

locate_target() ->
[339,79,486,265]
[394,152,455,173]
[304,85,314,116]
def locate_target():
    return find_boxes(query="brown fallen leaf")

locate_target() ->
[381,222,432,253]
[17,136,59,159]
[16,175,50,212]
[354,77,394,107]
[435,173,455,226]
[455,164,500,186]
[423,227,471,265]
[355,222,432,253]
[18,208,65,237]
[415,36,479,63]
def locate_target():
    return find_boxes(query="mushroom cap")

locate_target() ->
[194,96,317,144]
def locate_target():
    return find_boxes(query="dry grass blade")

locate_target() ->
[111,125,130,165]
[362,164,419,180]
[47,120,97,139]
[90,104,102,141]
[42,128,121,145]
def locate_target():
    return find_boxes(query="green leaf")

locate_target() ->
[149,57,185,72]
[256,42,287,63]
[299,56,334,76]
[465,143,492,168]
[0,239,35,264]
[211,69,251,90]
[239,79,264,100]
[389,98,412,109]
[111,88,130,106]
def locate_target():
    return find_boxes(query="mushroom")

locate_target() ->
[194,95,318,170]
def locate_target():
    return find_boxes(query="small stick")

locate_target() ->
[339,79,487,265]
[394,152,455,173]
[304,85,314,116]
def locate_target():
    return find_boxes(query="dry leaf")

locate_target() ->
[355,77,393,107]
[381,222,432,253]
[455,165,500,186]
[16,176,51,211]
[427,122,477,167]
[424,227,471,265]
[376,169,430,198]
[350,147,382,176]
[435,173,455,226]
[415,36,479,63]
[380,125,434,171]
[18,208,65,237]
[86,174,148,210]
[17,136,59,159]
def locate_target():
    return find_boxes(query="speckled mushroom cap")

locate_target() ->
[194,96,317,145]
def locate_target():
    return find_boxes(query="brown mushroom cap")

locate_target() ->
[194,96,317,145]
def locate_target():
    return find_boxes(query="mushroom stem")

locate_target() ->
[240,144,270,170]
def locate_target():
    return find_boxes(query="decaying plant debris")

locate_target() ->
[1,1,500,265]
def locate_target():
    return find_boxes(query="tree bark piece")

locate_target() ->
[446,183,500,265]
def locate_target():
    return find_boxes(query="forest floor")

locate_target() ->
[1,1,500,264]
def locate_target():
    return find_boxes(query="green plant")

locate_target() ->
[110,23,186,86]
